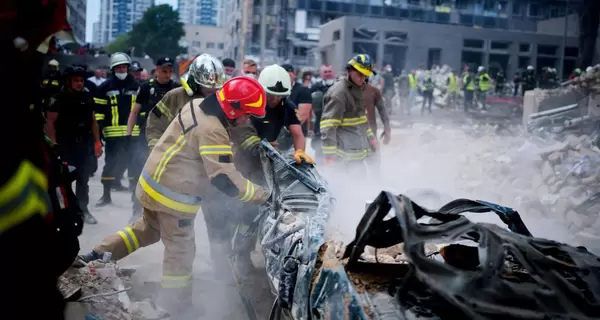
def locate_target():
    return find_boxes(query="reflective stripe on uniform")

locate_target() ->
[341,116,367,126]
[239,180,257,202]
[239,136,260,150]
[51,80,59,86]
[408,74,417,89]
[117,226,140,254]
[130,94,137,111]
[337,149,369,161]
[94,98,108,105]
[103,125,140,138]
[95,113,105,121]
[0,161,49,233]
[139,171,201,214]
[320,118,341,129]
[161,274,192,288]
[322,146,337,156]
[153,135,187,182]
[155,101,173,121]
[199,145,233,156]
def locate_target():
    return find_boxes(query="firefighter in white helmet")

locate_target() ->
[476,66,490,110]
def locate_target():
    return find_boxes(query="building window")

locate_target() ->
[353,28,378,40]
[512,1,523,15]
[463,39,484,49]
[538,45,558,56]
[490,41,511,50]
[333,30,341,41]
[528,3,542,18]
[192,41,201,47]
[519,43,530,53]
[518,56,530,69]
[206,42,215,49]
[565,47,578,58]
[218,43,224,49]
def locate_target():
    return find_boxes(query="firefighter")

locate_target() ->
[407,69,418,114]
[462,70,475,111]
[79,77,270,318]
[310,65,336,162]
[94,52,140,207]
[145,53,225,149]
[522,65,537,95]
[321,54,377,173]
[126,57,180,222]
[131,60,143,81]
[420,73,435,115]
[446,68,459,108]
[380,64,395,114]
[548,68,559,87]
[477,66,491,110]
[40,59,62,112]
[495,69,505,95]
[46,65,103,224]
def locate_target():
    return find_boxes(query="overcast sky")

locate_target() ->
[86,0,178,42]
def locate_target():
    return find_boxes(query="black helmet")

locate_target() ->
[64,65,86,78]
[131,61,142,72]
[347,54,375,77]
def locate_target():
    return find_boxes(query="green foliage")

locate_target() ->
[128,4,186,60]
[105,34,131,53]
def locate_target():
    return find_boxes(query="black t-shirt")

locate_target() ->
[47,89,96,143]
[136,78,180,130]
[252,99,301,142]
[288,82,311,135]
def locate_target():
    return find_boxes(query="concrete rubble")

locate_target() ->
[61,260,169,320]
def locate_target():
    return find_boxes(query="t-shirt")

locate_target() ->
[288,82,311,135]
[136,78,180,132]
[47,90,95,143]
[252,99,301,142]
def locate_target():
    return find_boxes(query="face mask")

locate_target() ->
[115,72,127,80]
[243,73,256,79]
[324,79,334,86]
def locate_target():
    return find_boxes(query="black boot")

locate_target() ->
[96,185,112,207]
[111,181,128,192]
[83,211,98,224]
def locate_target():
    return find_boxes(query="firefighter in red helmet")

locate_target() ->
[79,76,270,318]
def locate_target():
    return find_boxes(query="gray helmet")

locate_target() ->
[188,53,226,89]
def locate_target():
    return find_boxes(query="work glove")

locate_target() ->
[381,128,391,145]
[94,141,103,158]
[369,139,378,152]
[293,149,314,164]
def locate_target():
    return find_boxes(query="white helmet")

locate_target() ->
[110,52,131,69]
[48,59,59,67]
[258,65,292,96]
[477,66,484,72]
[586,66,593,73]
[527,65,534,71]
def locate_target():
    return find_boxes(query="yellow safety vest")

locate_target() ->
[448,73,457,93]
[479,73,490,91]
[463,74,474,91]
[408,74,417,89]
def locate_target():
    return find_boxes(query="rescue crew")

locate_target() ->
[40,59,63,112]
[477,66,491,110]
[145,53,225,149]
[462,68,475,111]
[127,57,180,222]
[321,54,378,173]
[46,65,103,224]
[310,65,336,162]
[420,73,435,115]
[521,65,537,95]
[407,69,418,115]
[94,52,140,206]
[79,77,270,318]
[446,68,459,108]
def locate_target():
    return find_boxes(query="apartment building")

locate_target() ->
[98,0,155,44]
[67,0,87,42]
[178,0,224,26]
[183,24,228,58]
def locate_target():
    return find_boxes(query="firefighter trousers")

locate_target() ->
[101,137,132,188]
[59,138,95,212]
[129,137,149,215]
[94,207,196,313]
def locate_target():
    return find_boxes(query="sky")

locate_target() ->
[85,0,178,42]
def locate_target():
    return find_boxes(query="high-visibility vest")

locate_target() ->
[408,74,417,89]
[463,74,474,91]
[448,73,457,92]
[479,73,490,91]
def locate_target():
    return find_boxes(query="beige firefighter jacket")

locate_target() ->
[136,97,270,216]
[145,87,204,148]
[320,78,375,161]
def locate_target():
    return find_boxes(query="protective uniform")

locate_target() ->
[95,52,140,206]
[420,76,435,115]
[145,53,226,149]
[446,71,458,108]
[407,71,418,114]
[40,59,62,113]
[82,77,270,317]
[462,72,475,111]
[477,67,490,110]
[494,71,505,94]
[321,54,377,172]
[363,82,390,176]
[46,66,101,224]
[310,78,335,162]
[522,66,537,95]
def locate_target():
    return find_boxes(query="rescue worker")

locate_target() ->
[281,64,312,136]
[321,54,377,173]
[131,60,143,81]
[569,68,582,80]
[79,77,270,318]
[40,59,63,112]
[145,53,225,149]
[407,69,418,115]
[521,65,537,95]
[446,68,459,108]
[95,52,140,206]
[477,66,491,110]
[46,65,103,224]
[310,65,336,162]
[494,69,505,95]
[513,69,522,96]
[242,59,258,78]
[380,64,395,114]
[462,69,475,111]
[420,74,435,115]
[222,58,236,78]
[127,57,180,222]
[548,68,559,87]
[364,78,391,145]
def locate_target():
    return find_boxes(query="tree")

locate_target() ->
[128,4,186,60]
[105,34,131,54]
[576,0,600,67]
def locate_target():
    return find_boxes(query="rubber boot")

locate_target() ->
[83,211,98,224]
[96,185,112,207]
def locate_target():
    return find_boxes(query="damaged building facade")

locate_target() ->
[318,0,581,78]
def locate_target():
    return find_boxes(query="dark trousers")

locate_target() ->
[421,92,433,114]
[101,137,132,188]
[464,90,474,111]
[129,136,149,213]
[59,138,94,212]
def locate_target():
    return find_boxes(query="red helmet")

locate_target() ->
[217,77,266,119]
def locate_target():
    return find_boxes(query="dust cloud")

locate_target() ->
[315,118,577,247]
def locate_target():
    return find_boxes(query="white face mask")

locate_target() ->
[324,79,334,86]
[243,73,256,79]
[115,72,127,80]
